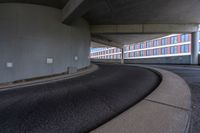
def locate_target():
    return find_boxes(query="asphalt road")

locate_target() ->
[151,65,200,133]
[0,64,161,133]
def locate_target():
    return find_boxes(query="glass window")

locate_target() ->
[140,43,144,49]
[153,40,159,47]
[161,48,166,55]
[170,36,178,44]
[170,47,174,54]
[199,32,200,40]
[170,46,178,54]
[134,52,138,57]
[146,50,151,56]
[146,41,151,48]
[181,44,189,53]
[140,51,144,56]
[181,34,189,42]
[134,44,138,49]
[199,43,200,51]
[153,49,159,55]
[161,38,168,45]
[130,45,134,50]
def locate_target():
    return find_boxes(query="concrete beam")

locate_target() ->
[62,0,90,24]
[90,24,199,34]
[91,35,122,48]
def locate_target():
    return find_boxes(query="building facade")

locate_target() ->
[90,33,200,59]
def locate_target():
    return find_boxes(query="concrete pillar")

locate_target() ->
[191,32,199,65]
[121,47,124,64]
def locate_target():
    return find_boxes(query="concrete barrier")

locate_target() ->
[0,64,98,90]
[91,65,191,133]
[91,54,200,65]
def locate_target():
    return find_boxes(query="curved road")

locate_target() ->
[0,64,161,133]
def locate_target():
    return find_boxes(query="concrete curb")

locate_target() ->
[91,65,191,133]
[0,64,98,91]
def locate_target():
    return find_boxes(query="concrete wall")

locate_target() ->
[0,3,90,83]
[92,55,200,65]
[125,55,191,64]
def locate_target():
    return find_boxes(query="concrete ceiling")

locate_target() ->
[84,0,200,25]
[0,0,199,48]
[0,0,69,9]
[84,0,200,47]
[100,34,168,45]
[91,41,109,48]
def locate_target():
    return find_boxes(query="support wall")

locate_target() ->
[0,3,91,83]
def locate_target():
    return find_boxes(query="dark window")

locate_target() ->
[146,41,151,48]
[170,36,178,44]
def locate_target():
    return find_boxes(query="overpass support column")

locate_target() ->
[191,32,199,65]
[121,47,124,64]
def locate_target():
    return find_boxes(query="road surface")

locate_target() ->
[0,64,161,133]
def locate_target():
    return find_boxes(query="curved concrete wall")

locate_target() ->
[0,3,90,83]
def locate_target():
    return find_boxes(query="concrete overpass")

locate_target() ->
[0,0,199,83]
[0,1,198,133]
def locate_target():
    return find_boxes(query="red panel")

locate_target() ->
[168,37,171,44]
[158,48,161,55]
[189,34,192,41]
[177,35,181,43]
[144,42,147,48]
[143,50,146,56]
[158,39,161,46]
[168,47,171,54]
[150,40,153,47]
[150,49,153,56]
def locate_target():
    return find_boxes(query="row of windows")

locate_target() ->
[91,48,121,56]
[92,44,192,58]
[125,45,190,58]
[124,34,192,51]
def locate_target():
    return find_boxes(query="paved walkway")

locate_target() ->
[0,64,161,133]
[151,65,200,133]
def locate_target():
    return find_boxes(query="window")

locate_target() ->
[170,46,178,54]
[134,44,138,49]
[181,34,189,42]
[153,40,159,47]
[146,41,151,48]
[170,36,178,44]
[161,48,168,55]
[146,50,151,56]
[134,52,138,57]
[140,51,144,56]
[199,32,200,40]
[181,44,189,53]
[130,45,134,50]
[140,43,144,49]
[161,38,168,45]
[199,43,200,51]
[153,49,159,55]
[130,52,134,57]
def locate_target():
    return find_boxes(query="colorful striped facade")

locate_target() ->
[90,33,200,59]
